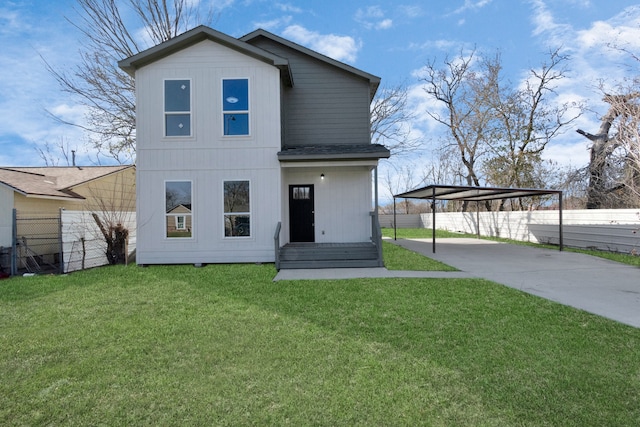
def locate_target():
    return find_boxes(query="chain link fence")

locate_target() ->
[11,210,63,275]
[2,209,136,277]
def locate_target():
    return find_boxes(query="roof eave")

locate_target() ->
[278,152,390,162]
[118,26,291,81]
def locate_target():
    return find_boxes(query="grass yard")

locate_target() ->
[382,240,457,271]
[1,262,640,426]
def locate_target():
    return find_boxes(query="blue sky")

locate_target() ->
[1,0,640,184]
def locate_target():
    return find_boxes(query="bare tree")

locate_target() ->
[420,49,499,211]
[370,82,421,156]
[422,48,581,211]
[381,164,427,214]
[421,49,490,189]
[85,168,136,264]
[484,49,582,210]
[45,0,215,164]
[577,92,640,208]
[36,137,79,166]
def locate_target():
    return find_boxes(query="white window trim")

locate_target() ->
[164,179,194,240]
[163,78,193,138]
[221,77,250,137]
[222,179,252,239]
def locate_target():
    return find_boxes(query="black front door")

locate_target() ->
[289,185,314,242]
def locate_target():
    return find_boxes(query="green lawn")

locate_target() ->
[382,240,457,271]
[1,264,639,426]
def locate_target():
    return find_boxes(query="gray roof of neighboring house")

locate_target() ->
[277,144,390,161]
[0,165,134,200]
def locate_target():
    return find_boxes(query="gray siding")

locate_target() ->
[248,37,372,148]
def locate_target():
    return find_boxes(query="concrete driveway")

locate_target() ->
[393,238,640,328]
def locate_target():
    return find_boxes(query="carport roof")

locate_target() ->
[394,184,562,202]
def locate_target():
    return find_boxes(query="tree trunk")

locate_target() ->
[92,213,128,265]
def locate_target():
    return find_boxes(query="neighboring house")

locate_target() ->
[0,165,136,250]
[166,204,192,237]
[118,26,390,268]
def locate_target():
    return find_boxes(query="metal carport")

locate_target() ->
[393,184,563,253]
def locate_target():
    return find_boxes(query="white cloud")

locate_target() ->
[355,6,393,30]
[377,19,393,30]
[542,140,590,167]
[576,6,640,55]
[521,2,640,167]
[275,3,303,13]
[398,5,424,19]
[452,0,493,15]
[254,15,292,31]
[281,25,361,63]
[0,7,26,34]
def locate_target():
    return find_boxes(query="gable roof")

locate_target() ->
[240,29,380,100]
[0,165,134,200]
[118,26,381,98]
[118,25,293,86]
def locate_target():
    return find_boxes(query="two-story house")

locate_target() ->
[119,26,390,269]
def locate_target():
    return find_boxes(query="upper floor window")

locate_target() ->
[165,79,191,137]
[222,79,249,136]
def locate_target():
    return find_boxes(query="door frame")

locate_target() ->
[288,184,315,242]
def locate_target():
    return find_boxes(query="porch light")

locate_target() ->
[320,173,325,180]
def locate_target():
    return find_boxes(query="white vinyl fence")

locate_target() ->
[383,209,640,254]
[378,214,422,228]
[61,210,136,273]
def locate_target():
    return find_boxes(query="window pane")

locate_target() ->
[223,113,248,136]
[165,80,190,112]
[166,181,192,238]
[224,181,250,213]
[224,215,250,237]
[293,186,310,200]
[176,216,185,230]
[166,114,191,136]
[223,79,248,111]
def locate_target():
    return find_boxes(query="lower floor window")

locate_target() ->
[224,180,250,237]
[165,181,192,238]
